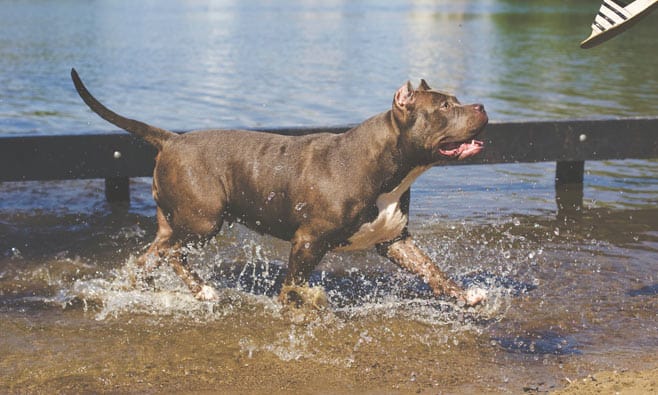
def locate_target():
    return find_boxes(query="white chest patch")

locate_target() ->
[336,166,430,252]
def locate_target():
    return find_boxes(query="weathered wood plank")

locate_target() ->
[0,133,156,181]
[473,118,658,165]
[262,117,658,165]
[0,117,656,182]
[555,161,585,215]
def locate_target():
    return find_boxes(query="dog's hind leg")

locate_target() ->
[136,205,222,301]
[130,207,173,289]
[137,207,173,272]
[166,241,220,301]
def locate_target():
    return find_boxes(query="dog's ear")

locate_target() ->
[394,81,415,109]
[417,79,431,91]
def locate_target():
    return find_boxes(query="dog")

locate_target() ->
[71,69,488,307]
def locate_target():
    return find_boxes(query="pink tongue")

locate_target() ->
[458,140,484,159]
[439,140,484,160]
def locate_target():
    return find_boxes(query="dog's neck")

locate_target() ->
[338,110,423,193]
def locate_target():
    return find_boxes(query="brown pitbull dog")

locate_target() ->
[71,69,488,307]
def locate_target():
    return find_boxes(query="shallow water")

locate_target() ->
[1,0,658,393]
[2,169,657,392]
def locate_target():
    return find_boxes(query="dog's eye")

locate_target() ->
[440,101,451,109]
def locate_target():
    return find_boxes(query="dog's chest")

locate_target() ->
[336,166,430,252]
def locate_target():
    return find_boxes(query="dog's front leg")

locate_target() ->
[279,233,329,309]
[377,237,486,306]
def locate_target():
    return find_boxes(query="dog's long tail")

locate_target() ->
[71,68,177,151]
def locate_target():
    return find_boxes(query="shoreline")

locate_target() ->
[552,366,658,394]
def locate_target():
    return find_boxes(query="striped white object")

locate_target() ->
[581,0,658,48]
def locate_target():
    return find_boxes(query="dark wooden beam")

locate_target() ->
[468,117,658,165]
[0,133,156,182]
[1,118,656,182]
[264,117,658,165]
[0,118,656,206]
[105,176,130,203]
[555,161,585,217]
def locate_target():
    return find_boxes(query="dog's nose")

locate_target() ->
[473,104,485,113]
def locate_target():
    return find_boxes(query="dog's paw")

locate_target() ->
[464,287,487,306]
[195,285,220,302]
[279,285,328,310]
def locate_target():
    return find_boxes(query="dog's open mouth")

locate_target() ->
[438,140,484,160]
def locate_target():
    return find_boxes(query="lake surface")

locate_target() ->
[1,0,657,393]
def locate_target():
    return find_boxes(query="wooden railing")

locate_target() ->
[2,117,657,214]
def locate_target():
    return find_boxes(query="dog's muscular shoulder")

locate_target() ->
[336,166,429,251]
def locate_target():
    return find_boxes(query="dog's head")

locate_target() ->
[392,80,487,163]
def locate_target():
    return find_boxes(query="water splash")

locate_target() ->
[52,251,524,338]
[2,215,550,367]
[59,256,282,321]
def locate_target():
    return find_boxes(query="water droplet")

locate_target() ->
[10,247,23,259]
[255,220,261,226]
[304,242,310,249]
[513,218,520,226]
[266,191,276,202]
[553,227,560,236]
[294,202,307,211]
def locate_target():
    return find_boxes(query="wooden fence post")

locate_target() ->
[555,161,584,217]
[104,177,130,203]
